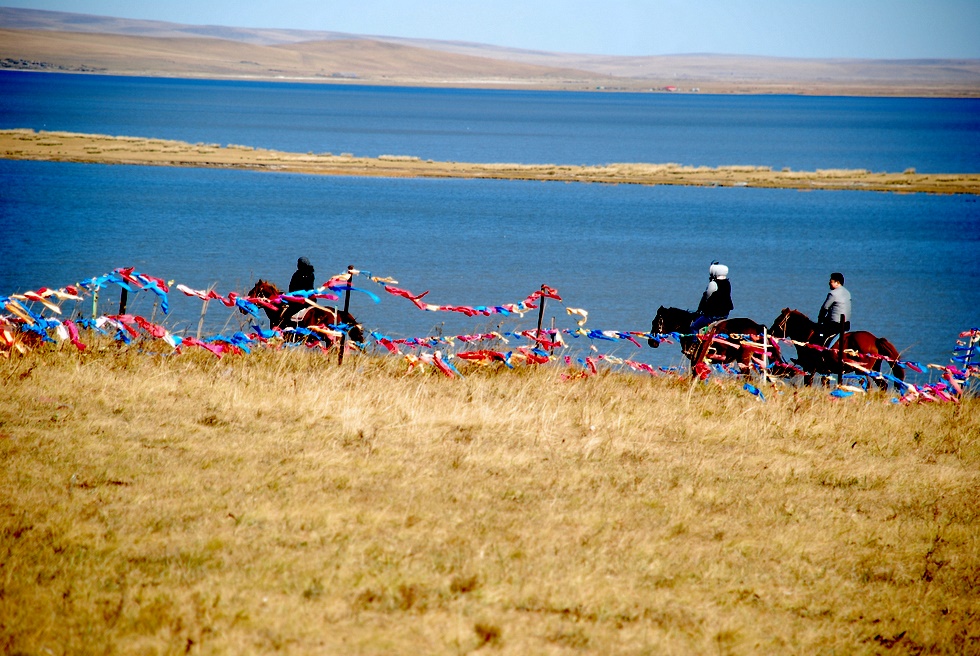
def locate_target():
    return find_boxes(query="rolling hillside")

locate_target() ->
[2,7,979,95]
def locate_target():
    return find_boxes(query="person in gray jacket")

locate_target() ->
[817,271,851,343]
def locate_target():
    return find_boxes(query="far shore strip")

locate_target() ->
[3,129,978,195]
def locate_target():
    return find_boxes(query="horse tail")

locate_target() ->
[341,311,364,344]
[876,337,905,383]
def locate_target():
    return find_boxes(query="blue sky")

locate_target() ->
[4,0,980,59]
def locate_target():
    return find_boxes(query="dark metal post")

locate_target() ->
[966,329,978,371]
[119,288,128,315]
[837,314,846,385]
[338,265,354,365]
[535,284,547,346]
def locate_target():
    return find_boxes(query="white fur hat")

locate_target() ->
[709,263,729,280]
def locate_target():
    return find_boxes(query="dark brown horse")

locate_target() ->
[245,279,364,344]
[648,306,787,376]
[769,308,904,389]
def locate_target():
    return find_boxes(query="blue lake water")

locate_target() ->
[1,72,979,375]
[3,71,980,172]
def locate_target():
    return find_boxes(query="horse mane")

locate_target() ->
[659,306,695,323]
[772,308,815,331]
[787,308,812,322]
[250,279,280,296]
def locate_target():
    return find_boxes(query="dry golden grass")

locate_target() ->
[1,341,978,654]
[3,129,980,195]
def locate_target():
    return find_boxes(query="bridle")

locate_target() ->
[250,280,279,299]
[774,310,790,337]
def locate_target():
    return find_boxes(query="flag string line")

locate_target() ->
[2,267,977,404]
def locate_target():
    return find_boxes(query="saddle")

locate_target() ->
[817,321,849,349]
[820,333,840,349]
[291,303,334,324]
[695,319,723,334]
[685,321,723,360]
[291,305,315,323]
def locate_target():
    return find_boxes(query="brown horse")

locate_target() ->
[245,279,364,343]
[649,306,788,376]
[769,308,904,390]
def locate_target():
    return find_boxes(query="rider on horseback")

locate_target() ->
[285,256,316,324]
[690,262,733,332]
[816,272,851,346]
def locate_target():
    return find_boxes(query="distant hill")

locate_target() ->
[0,28,597,84]
[2,6,979,96]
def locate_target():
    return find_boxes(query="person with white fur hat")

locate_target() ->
[691,261,734,331]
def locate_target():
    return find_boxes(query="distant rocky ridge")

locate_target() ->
[1,57,105,72]
[2,6,979,96]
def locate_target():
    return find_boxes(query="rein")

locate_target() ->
[775,311,789,337]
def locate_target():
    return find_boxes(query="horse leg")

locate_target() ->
[690,334,714,379]
[736,346,752,376]
[875,338,906,392]
[871,358,888,391]
[275,309,297,342]
[889,362,906,392]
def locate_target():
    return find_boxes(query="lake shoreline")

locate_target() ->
[3,128,979,195]
[4,67,978,99]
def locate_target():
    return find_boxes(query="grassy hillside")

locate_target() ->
[1,342,977,654]
[3,7,980,95]
[0,28,596,84]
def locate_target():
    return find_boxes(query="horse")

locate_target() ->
[245,279,364,344]
[769,308,905,390]
[648,306,786,376]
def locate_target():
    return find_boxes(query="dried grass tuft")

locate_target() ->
[1,339,978,653]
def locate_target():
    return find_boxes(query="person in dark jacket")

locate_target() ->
[289,257,315,293]
[691,262,733,331]
[284,257,316,323]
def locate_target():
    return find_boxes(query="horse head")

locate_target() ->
[648,305,668,347]
[244,279,288,328]
[247,279,280,300]
[649,306,697,348]
[770,309,819,345]
[769,308,793,338]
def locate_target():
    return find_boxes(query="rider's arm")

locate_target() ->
[696,281,717,314]
[818,293,832,322]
